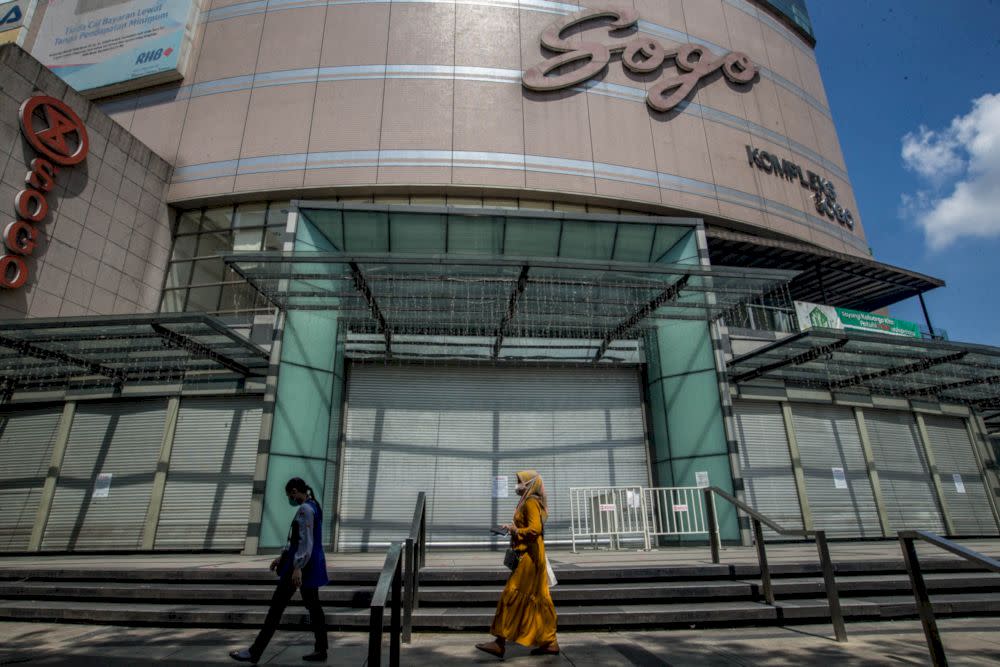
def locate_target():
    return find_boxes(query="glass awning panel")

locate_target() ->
[729,328,1000,407]
[0,313,269,392]
[225,252,797,342]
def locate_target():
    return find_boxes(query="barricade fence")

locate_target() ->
[569,486,718,552]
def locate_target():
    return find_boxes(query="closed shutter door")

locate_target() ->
[42,400,166,551]
[924,415,998,535]
[732,400,802,538]
[865,409,945,533]
[0,408,62,551]
[792,404,881,537]
[339,364,648,550]
[155,397,263,550]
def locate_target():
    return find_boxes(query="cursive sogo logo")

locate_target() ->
[1,95,89,290]
[522,7,757,112]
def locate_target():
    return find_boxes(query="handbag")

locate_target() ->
[545,557,558,588]
[503,547,521,571]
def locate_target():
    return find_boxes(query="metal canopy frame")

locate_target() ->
[706,226,945,312]
[728,328,1000,407]
[0,313,269,392]
[225,252,796,346]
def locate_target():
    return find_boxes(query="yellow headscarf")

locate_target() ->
[514,469,548,522]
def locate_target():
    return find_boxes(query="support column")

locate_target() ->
[965,416,1000,532]
[915,413,956,536]
[781,402,813,531]
[855,407,892,537]
[28,401,75,551]
[141,396,181,550]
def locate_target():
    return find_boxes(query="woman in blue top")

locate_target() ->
[230,477,330,663]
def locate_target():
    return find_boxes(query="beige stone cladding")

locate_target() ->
[106,0,862,256]
[0,46,172,319]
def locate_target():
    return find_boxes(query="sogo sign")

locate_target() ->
[1,95,89,289]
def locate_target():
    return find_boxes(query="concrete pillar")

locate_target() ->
[965,416,1000,532]
[141,396,181,550]
[28,401,75,551]
[854,407,892,537]
[915,412,956,536]
[781,402,813,531]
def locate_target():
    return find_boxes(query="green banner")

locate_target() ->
[795,301,921,338]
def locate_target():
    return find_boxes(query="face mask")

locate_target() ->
[287,496,299,507]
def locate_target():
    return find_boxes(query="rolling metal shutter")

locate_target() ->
[732,400,802,538]
[338,364,648,550]
[865,409,945,533]
[791,404,881,537]
[924,415,999,535]
[0,407,62,551]
[42,400,166,551]
[155,397,263,550]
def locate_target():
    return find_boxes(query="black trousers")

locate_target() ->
[250,579,328,659]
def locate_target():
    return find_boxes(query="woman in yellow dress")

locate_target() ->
[476,470,559,658]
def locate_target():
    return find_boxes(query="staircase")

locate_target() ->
[2,555,1000,630]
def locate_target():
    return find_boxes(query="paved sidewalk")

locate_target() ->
[2,619,999,665]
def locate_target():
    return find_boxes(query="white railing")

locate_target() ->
[644,486,715,539]
[569,485,719,552]
[569,486,649,552]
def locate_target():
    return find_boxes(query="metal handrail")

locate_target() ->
[898,530,1000,666]
[702,486,847,642]
[403,492,427,643]
[368,541,403,667]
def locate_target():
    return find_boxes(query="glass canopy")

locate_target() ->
[729,328,1000,407]
[0,314,269,392]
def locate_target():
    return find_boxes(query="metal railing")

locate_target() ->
[403,491,427,643]
[703,486,847,642]
[368,541,403,667]
[898,530,1000,666]
[569,486,649,552]
[645,486,717,541]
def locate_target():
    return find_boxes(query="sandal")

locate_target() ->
[531,643,560,655]
[475,641,506,659]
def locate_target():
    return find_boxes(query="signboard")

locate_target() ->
[795,301,921,338]
[695,471,710,488]
[0,1,25,34]
[93,472,112,498]
[32,0,199,97]
[672,504,689,513]
[492,475,508,498]
[832,467,848,490]
[599,503,616,512]
[626,489,641,509]
[953,473,966,494]
[746,146,854,230]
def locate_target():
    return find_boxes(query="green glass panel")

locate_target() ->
[560,221,616,260]
[503,219,560,256]
[171,234,197,260]
[447,215,504,255]
[176,210,201,235]
[267,201,291,226]
[655,320,714,377]
[234,202,267,228]
[344,211,389,253]
[196,231,232,256]
[271,362,334,458]
[201,206,233,232]
[185,285,222,312]
[643,329,661,382]
[654,460,676,488]
[613,224,656,262]
[260,453,327,549]
[296,216,338,252]
[301,209,343,250]
[647,379,671,464]
[234,228,264,252]
[390,213,446,253]
[165,261,192,289]
[661,370,726,458]
[654,228,698,264]
[282,311,339,372]
[191,257,225,284]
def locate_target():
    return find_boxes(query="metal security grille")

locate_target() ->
[155,397,263,550]
[732,400,803,538]
[865,409,945,533]
[42,400,166,551]
[923,415,999,535]
[338,364,648,550]
[791,404,881,537]
[0,407,62,551]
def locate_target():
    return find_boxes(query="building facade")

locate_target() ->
[0,0,997,554]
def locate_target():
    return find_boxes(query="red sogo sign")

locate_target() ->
[0,95,89,289]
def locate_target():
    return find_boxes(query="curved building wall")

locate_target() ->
[95,0,867,257]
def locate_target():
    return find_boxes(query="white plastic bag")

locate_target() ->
[546,558,558,588]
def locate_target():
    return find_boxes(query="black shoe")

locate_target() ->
[302,651,328,662]
[229,649,258,663]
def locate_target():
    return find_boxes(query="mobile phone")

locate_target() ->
[490,526,509,535]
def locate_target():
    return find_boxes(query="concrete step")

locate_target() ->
[1,593,999,630]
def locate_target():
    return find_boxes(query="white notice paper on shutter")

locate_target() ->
[93,473,112,498]
[832,467,848,489]
[493,476,508,498]
[696,471,710,487]
[953,474,966,494]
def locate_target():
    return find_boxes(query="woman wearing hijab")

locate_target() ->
[230,477,330,664]
[476,470,559,659]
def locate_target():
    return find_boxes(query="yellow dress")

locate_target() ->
[489,497,558,647]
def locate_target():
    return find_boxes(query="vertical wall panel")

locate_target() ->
[924,415,999,535]
[155,397,263,550]
[0,408,62,551]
